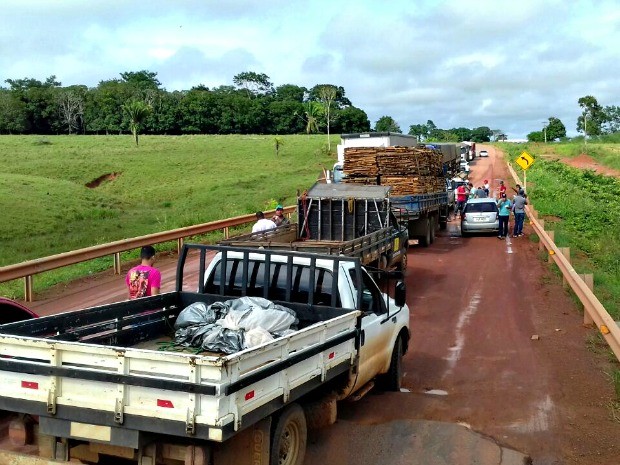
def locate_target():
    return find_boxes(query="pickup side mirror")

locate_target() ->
[394,281,406,307]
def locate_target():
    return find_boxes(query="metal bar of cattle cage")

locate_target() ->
[308,256,316,306]
[175,245,189,292]
[241,252,249,296]
[197,248,206,294]
[285,255,293,302]
[219,250,228,296]
[263,252,271,300]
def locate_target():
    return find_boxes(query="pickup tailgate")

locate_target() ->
[0,310,359,445]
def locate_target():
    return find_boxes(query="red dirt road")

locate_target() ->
[18,146,620,464]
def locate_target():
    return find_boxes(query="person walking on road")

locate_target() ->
[512,189,528,237]
[497,193,512,239]
[126,246,161,299]
[497,180,507,199]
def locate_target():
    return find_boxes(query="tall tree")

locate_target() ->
[408,123,427,141]
[301,101,322,135]
[315,84,338,150]
[545,117,566,141]
[602,105,620,134]
[232,72,274,98]
[57,86,86,134]
[274,84,307,102]
[123,100,151,146]
[375,116,401,133]
[334,106,370,133]
[470,126,492,142]
[577,95,604,136]
[0,89,27,134]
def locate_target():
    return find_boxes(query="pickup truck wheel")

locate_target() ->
[271,403,307,465]
[382,337,403,391]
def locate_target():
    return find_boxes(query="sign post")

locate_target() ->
[515,151,535,192]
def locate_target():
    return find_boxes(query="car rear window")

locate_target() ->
[205,259,340,306]
[465,202,497,213]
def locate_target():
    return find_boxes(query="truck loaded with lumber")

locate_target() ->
[220,182,408,272]
[333,134,456,247]
[0,244,409,465]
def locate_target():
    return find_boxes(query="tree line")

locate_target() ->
[527,95,620,142]
[0,70,371,138]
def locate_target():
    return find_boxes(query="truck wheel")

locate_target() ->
[271,403,307,465]
[398,251,408,273]
[381,337,403,391]
[418,219,431,247]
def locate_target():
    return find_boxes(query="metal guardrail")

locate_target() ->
[0,206,295,302]
[506,163,620,360]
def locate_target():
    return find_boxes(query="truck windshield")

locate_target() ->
[205,259,341,307]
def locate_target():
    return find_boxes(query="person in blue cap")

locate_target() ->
[271,205,290,226]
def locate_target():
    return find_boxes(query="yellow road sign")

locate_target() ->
[516,151,535,170]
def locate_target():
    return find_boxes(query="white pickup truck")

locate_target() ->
[0,244,410,465]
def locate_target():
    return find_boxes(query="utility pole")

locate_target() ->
[584,112,588,154]
[542,122,547,143]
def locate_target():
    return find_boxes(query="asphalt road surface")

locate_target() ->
[24,146,620,464]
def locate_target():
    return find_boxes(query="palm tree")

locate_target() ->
[123,100,151,146]
[303,101,322,136]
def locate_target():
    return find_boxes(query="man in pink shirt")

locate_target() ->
[456,184,468,217]
[126,246,161,299]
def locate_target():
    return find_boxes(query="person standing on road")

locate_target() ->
[126,245,161,299]
[497,180,507,199]
[252,211,277,233]
[456,183,468,217]
[468,183,477,199]
[484,179,490,197]
[497,193,512,239]
[512,189,528,237]
[475,186,487,198]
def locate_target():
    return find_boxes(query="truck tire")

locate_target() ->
[380,337,403,391]
[418,218,431,247]
[271,403,307,465]
[398,251,408,273]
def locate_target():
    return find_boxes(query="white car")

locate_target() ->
[459,160,470,174]
[479,150,489,158]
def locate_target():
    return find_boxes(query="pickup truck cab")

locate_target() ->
[204,247,410,396]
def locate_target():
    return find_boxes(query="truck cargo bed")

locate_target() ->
[0,288,359,445]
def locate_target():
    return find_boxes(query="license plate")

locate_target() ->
[473,217,486,222]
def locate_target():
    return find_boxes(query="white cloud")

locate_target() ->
[0,0,618,138]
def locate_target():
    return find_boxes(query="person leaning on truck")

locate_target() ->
[252,211,277,233]
[271,205,290,227]
[126,245,161,299]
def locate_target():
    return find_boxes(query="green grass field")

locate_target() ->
[0,134,336,296]
[500,141,620,319]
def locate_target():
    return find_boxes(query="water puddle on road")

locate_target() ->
[424,389,449,396]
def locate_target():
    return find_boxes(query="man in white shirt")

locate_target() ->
[252,211,276,233]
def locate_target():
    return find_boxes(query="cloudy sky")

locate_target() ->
[1,0,618,139]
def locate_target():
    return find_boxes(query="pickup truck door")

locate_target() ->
[346,268,397,389]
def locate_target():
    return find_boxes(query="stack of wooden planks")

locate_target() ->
[342,146,445,195]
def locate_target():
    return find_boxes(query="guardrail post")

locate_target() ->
[224,227,230,239]
[560,248,570,287]
[177,238,184,254]
[546,231,555,261]
[580,274,595,325]
[24,275,33,302]
[113,253,121,275]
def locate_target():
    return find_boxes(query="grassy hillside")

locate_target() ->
[500,141,620,319]
[0,134,336,295]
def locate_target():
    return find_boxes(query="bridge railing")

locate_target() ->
[507,163,620,362]
[0,207,295,302]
